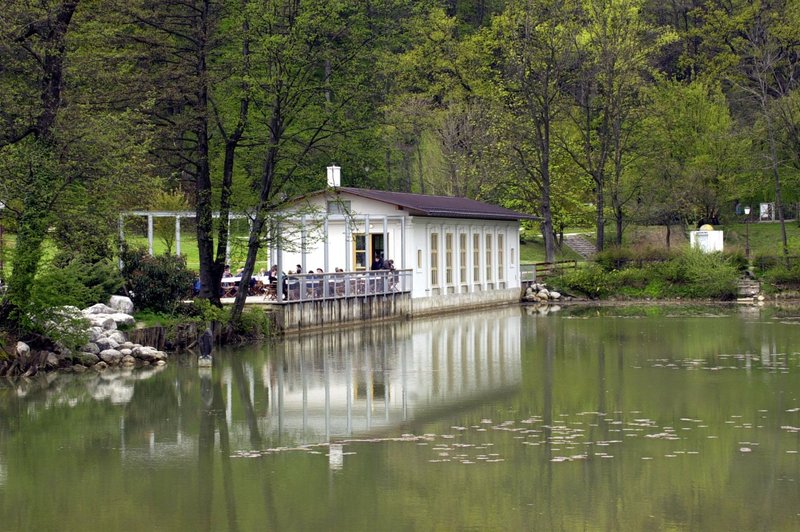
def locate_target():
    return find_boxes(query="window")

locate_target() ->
[485,234,493,281]
[459,233,467,285]
[473,233,480,283]
[498,233,505,281]
[353,234,367,270]
[511,247,516,265]
[417,249,422,270]
[445,233,454,285]
[327,200,351,214]
[430,233,439,287]
[353,232,387,271]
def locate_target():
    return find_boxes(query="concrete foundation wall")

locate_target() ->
[411,288,521,317]
[274,288,521,333]
[277,293,412,332]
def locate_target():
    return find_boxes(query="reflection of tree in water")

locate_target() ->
[198,365,278,531]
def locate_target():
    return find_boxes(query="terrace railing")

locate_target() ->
[270,269,412,303]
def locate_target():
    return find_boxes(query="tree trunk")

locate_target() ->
[194,0,221,306]
[767,118,789,261]
[595,180,605,252]
[665,223,671,250]
[540,177,556,263]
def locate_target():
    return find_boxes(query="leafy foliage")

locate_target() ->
[120,247,195,313]
[31,257,123,310]
[557,249,738,299]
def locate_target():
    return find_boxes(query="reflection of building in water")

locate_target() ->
[248,310,522,445]
[4,310,521,463]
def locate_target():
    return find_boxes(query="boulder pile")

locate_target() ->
[523,282,564,303]
[11,296,169,376]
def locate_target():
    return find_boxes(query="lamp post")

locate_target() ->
[743,205,751,258]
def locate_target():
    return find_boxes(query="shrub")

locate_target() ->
[30,256,123,310]
[120,246,196,313]
[672,249,738,299]
[556,264,619,298]
[595,246,634,271]
[595,246,677,271]
[232,308,274,338]
[763,264,800,288]
[635,246,677,263]
[614,268,651,290]
[723,250,749,273]
[179,298,229,323]
[754,253,780,273]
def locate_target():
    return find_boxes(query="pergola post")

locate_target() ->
[147,214,154,255]
[323,218,330,272]
[175,216,181,256]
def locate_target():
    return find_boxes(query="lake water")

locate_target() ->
[2,304,800,531]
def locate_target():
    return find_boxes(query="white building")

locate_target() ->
[272,174,533,314]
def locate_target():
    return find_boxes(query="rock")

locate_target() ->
[108,295,134,315]
[99,349,123,365]
[537,288,550,298]
[109,313,135,327]
[90,316,117,331]
[95,337,120,351]
[106,331,127,344]
[16,342,30,357]
[45,352,59,368]
[94,361,109,371]
[155,360,166,366]
[549,291,561,300]
[121,355,136,366]
[73,365,87,373]
[75,352,100,366]
[89,327,104,342]
[133,346,168,363]
[120,348,133,356]
[83,303,116,315]
[82,343,100,355]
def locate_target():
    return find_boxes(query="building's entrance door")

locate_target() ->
[353,233,387,270]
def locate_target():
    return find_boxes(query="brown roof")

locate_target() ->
[333,187,536,221]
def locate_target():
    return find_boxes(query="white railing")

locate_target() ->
[266,269,412,303]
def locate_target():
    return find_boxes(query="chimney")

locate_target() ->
[326,165,341,188]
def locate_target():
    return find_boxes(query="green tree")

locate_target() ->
[635,79,743,246]
[561,0,674,249]
[0,0,155,333]
[482,0,581,262]
[226,0,380,325]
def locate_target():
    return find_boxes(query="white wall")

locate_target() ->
[273,191,522,299]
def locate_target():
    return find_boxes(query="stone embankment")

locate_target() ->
[9,295,169,377]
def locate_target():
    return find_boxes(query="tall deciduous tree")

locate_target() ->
[636,79,743,246]
[484,0,580,262]
[0,0,153,330]
[227,0,377,324]
[561,0,672,249]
